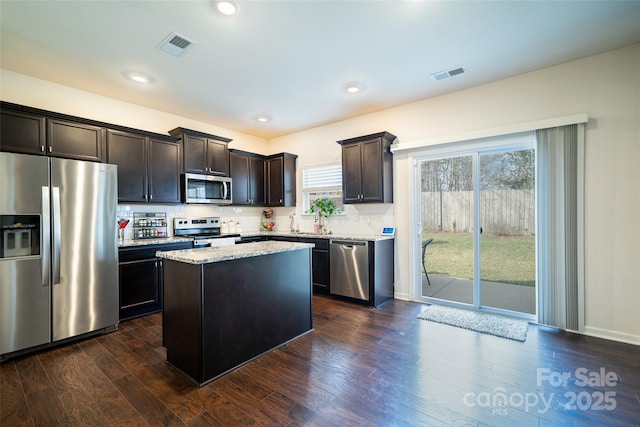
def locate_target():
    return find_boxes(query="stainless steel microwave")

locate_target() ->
[181,173,232,204]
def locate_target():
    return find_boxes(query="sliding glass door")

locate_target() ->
[418,146,536,316]
[419,155,475,306]
[479,150,536,314]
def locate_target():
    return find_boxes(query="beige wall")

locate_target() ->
[270,43,640,344]
[0,69,268,153]
[2,43,638,344]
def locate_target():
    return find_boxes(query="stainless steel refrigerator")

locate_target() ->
[1,152,119,360]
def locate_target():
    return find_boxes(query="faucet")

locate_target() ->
[289,213,296,233]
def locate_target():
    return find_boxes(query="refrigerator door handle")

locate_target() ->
[41,187,51,287]
[52,186,61,285]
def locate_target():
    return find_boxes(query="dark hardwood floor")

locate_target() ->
[2,295,639,426]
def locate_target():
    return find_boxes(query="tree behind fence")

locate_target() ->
[422,189,535,235]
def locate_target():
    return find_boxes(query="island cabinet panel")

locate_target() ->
[162,248,313,386]
[270,236,329,294]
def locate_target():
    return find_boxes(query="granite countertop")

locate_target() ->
[242,231,394,242]
[118,236,193,248]
[156,240,314,265]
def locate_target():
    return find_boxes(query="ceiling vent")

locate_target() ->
[430,67,465,81]
[157,32,194,57]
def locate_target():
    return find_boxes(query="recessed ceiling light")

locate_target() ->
[255,115,271,123]
[123,71,153,84]
[215,0,239,15]
[344,82,362,94]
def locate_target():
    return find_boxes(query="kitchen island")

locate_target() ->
[156,241,313,386]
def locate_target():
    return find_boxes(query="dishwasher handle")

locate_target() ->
[330,240,367,247]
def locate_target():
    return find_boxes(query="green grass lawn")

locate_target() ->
[423,231,535,287]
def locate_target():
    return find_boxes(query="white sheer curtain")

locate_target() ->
[536,124,584,330]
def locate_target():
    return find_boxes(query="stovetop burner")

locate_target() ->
[173,217,240,243]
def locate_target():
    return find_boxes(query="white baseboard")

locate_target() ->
[393,291,411,301]
[583,326,640,346]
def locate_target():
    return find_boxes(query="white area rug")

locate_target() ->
[417,304,528,342]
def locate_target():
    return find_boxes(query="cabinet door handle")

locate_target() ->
[41,145,45,152]
[49,146,53,153]
[149,194,153,200]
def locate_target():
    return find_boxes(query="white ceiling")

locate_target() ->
[2,1,640,139]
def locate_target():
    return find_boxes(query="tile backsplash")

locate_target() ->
[117,203,394,239]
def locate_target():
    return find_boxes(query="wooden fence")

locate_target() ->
[421,189,535,236]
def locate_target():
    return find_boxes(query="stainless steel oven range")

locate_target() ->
[173,217,240,248]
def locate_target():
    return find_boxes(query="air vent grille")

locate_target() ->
[157,32,194,57]
[430,66,465,81]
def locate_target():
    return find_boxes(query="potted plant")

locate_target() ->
[306,196,339,233]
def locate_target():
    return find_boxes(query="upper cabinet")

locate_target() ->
[265,153,297,207]
[169,127,231,176]
[229,149,298,207]
[0,108,46,155]
[107,129,182,204]
[337,131,396,204]
[229,149,265,206]
[47,119,104,162]
[1,103,104,162]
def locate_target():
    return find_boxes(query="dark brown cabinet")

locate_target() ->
[148,138,182,203]
[229,150,265,206]
[107,130,146,202]
[169,127,231,176]
[47,119,104,162]
[118,241,192,320]
[107,129,181,204]
[229,150,297,207]
[1,103,104,161]
[266,153,297,207]
[0,108,46,155]
[269,236,329,294]
[337,131,396,204]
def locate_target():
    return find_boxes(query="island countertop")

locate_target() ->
[242,231,394,242]
[156,240,314,265]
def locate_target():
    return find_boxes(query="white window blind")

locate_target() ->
[302,164,342,190]
[302,164,343,212]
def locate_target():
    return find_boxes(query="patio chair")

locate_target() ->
[421,238,433,286]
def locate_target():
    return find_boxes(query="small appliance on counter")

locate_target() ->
[133,212,167,239]
[173,217,240,248]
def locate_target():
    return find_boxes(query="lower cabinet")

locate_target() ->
[118,241,192,320]
[265,235,394,303]
[269,236,330,295]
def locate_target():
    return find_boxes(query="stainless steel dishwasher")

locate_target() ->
[330,240,369,301]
